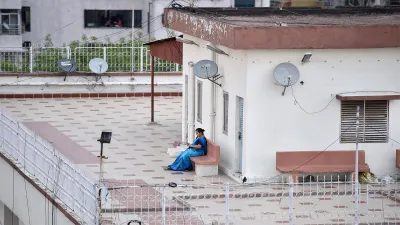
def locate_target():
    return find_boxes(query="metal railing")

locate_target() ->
[0,24,21,35]
[0,45,181,73]
[102,175,400,225]
[0,109,99,225]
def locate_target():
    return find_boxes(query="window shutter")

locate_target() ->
[340,100,388,143]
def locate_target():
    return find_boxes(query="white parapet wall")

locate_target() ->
[0,73,183,94]
[0,154,79,225]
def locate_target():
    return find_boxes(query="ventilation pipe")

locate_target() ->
[187,61,195,141]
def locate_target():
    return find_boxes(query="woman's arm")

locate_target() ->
[188,144,202,149]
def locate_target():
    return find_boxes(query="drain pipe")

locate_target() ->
[209,46,217,141]
[181,73,188,144]
[187,61,195,141]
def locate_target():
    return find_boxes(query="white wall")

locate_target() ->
[183,37,400,179]
[0,154,77,225]
[245,48,400,178]
[18,0,235,46]
[22,0,146,45]
[0,74,182,94]
[1,0,22,9]
[183,36,248,175]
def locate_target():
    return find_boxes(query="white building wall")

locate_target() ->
[0,155,77,225]
[184,37,400,179]
[1,0,22,9]
[0,1,23,47]
[18,0,234,46]
[246,48,400,178]
[22,0,146,45]
[183,36,248,175]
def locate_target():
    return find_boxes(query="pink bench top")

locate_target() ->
[276,150,370,173]
[190,140,220,165]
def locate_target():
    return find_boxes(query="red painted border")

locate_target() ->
[0,92,182,99]
[0,72,182,77]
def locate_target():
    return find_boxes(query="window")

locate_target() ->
[197,80,203,123]
[84,10,142,28]
[223,92,229,134]
[235,0,255,7]
[22,42,31,47]
[1,9,20,35]
[21,7,31,32]
[134,10,142,28]
[340,100,389,143]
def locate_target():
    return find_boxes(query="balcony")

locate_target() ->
[0,24,21,35]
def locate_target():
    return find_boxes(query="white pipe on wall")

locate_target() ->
[187,61,195,141]
[208,46,217,142]
[182,73,188,144]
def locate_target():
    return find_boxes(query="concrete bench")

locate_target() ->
[276,150,370,182]
[397,150,400,168]
[190,140,220,177]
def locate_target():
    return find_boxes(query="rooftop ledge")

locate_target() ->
[164,7,400,49]
[336,91,400,101]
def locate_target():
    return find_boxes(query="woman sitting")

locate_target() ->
[167,128,207,171]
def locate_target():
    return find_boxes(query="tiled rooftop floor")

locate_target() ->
[2,97,400,224]
[1,97,233,185]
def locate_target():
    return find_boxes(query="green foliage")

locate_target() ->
[2,34,182,73]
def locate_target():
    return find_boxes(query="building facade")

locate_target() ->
[0,0,275,48]
[166,7,400,179]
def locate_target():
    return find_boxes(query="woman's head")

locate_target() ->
[195,128,205,137]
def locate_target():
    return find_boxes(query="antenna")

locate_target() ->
[89,58,109,82]
[193,60,222,87]
[273,62,300,96]
[57,59,77,81]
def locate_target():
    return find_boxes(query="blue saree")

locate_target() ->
[168,136,207,171]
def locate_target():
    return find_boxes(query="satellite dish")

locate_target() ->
[89,58,109,74]
[273,62,300,96]
[193,60,218,79]
[57,59,77,72]
[57,59,77,81]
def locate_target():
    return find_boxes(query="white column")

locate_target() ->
[181,73,188,143]
[188,62,195,141]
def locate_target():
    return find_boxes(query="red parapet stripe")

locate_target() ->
[0,92,182,99]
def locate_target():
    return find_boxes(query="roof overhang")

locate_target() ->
[164,7,400,50]
[336,92,400,101]
[143,36,183,64]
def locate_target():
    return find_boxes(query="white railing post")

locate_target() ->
[29,47,33,73]
[175,63,179,72]
[66,46,71,59]
[162,185,166,225]
[103,47,107,62]
[225,183,230,224]
[289,181,294,225]
[140,47,144,72]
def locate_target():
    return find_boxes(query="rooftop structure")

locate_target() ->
[165,7,400,49]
